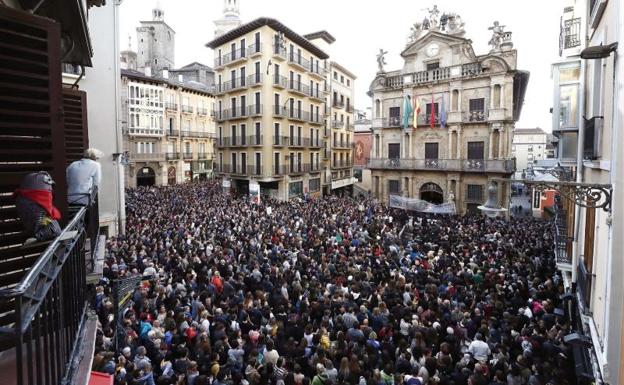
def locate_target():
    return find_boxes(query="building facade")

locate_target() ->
[121,69,216,188]
[550,1,624,383]
[511,127,549,178]
[208,18,330,200]
[368,11,528,213]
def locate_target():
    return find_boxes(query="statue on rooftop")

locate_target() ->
[488,21,507,51]
[376,49,388,73]
[426,5,440,29]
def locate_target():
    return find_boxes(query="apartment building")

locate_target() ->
[121,69,216,187]
[368,11,528,213]
[549,1,624,383]
[207,18,329,200]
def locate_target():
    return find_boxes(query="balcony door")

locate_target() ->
[389,106,400,126]
[467,141,484,159]
[388,143,400,159]
[425,143,439,159]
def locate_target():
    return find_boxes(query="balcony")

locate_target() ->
[309,62,328,79]
[130,152,165,161]
[214,47,247,68]
[218,76,249,94]
[346,104,354,113]
[182,130,214,138]
[323,127,330,137]
[308,113,324,125]
[272,135,290,146]
[272,44,287,60]
[332,140,353,149]
[287,109,307,122]
[215,107,249,121]
[383,62,484,89]
[346,123,355,131]
[288,53,310,71]
[247,104,263,117]
[310,139,323,148]
[247,135,263,146]
[166,129,180,137]
[332,120,345,129]
[273,74,288,88]
[166,152,179,160]
[248,43,262,57]
[127,127,163,136]
[181,104,194,114]
[554,197,573,268]
[183,152,194,160]
[464,110,487,123]
[247,164,263,176]
[287,137,309,148]
[367,158,515,173]
[288,80,309,96]
[332,160,353,169]
[308,88,327,102]
[563,18,581,49]
[333,99,345,108]
[0,194,98,385]
[273,105,288,118]
[197,107,208,116]
[198,152,209,159]
[248,73,263,87]
[165,102,178,111]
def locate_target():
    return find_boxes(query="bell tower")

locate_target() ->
[214,0,242,37]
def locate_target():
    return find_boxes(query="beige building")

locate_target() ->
[367,12,528,214]
[207,18,330,200]
[121,69,216,187]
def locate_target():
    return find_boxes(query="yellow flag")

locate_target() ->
[412,96,420,128]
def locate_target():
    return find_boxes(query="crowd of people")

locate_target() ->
[93,181,575,385]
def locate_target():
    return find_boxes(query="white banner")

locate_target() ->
[388,195,456,214]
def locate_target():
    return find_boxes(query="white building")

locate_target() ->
[511,127,549,178]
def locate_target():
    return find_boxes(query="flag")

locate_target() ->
[430,94,435,128]
[440,95,447,128]
[402,95,413,129]
[412,95,420,129]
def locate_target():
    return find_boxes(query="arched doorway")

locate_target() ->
[136,167,156,187]
[420,182,444,204]
[167,166,176,185]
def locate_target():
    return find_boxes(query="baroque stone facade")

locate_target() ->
[368,13,528,213]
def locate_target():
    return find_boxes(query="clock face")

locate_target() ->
[426,43,440,57]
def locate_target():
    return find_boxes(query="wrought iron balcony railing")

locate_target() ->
[166,152,179,160]
[367,158,515,173]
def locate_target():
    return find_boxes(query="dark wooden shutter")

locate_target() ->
[0,7,64,297]
[62,89,89,165]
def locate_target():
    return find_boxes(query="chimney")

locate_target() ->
[145,66,152,77]
[162,69,169,79]
[178,74,183,82]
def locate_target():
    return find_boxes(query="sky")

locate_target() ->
[119,0,564,131]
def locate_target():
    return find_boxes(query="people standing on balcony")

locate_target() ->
[67,148,103,206]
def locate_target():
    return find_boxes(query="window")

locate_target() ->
[255,152,262,175]
[274,123,280,145]
[231,152,237,173]
[388,180,400,194]
[388,143,400,159]
[389,106,401,126]
[559,84,579,128]
[274,152,280,174]
[231,125,237,145]
[467,141,485,159]
[240,124,246,145]
[289,181,303,197]
[469,98,485,111]
[254,32,260,52]
[347,79,351,86]
[309,178,320,192]
[425,143,439,159]
[240,67,246,86]
[466,185,484,202]
[426,62,440,70]
[340,75,344,83]
[241,153,247,173]
[425,102,439,115]
[334,71,338,80]
[255,122,261,144]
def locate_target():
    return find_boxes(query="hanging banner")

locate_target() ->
[249,181,260,204]
[388,195,456,214]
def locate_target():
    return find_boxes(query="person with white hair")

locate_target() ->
[66,148,103,206]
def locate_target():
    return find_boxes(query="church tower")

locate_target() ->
[214,0,242,38]
[136,2,175,74]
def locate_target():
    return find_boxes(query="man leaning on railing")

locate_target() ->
[67,148,102,207]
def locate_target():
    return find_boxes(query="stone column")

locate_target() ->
[448,130,453,158]
[380,133,385,158]
[488,129,494,160]
[499,128,505,158]
[406,132,411,158]
[456,127,462,159]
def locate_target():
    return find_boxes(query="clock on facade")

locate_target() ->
[426,43,440,57]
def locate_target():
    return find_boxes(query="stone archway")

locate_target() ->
[420,182,444,204]
[136,166,156,187]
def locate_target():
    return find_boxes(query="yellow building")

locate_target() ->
[367,13,528,213]
[207,18,329,200]
[121,69,215,187]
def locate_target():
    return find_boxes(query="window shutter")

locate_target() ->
[0,7,64,327]
[62,89,89,165]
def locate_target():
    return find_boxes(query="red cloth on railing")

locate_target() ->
[14,189,61,220]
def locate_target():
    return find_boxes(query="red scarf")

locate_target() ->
[14,189,61,220]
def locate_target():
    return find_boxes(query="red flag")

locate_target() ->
[430,94,435,128]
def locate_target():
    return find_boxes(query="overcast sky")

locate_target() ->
[119,0,563,131]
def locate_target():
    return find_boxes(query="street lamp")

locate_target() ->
[580,42,618,59]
